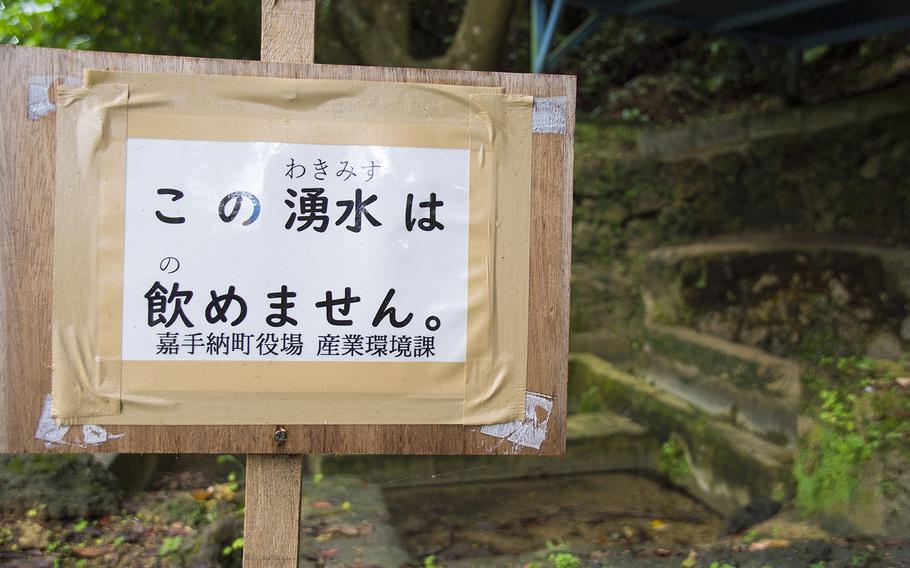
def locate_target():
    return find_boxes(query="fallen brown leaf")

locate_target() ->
[319,547,338,558]
[191,488,210,501]
[313,501,334,510]
[73,545,113,558]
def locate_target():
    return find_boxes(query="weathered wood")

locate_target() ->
[242,11,311,568]
[0,44,574,455]
[261,0,315,65]
[242,454,304,567]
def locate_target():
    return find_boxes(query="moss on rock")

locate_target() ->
[0,454,122,519]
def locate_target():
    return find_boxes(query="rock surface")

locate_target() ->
[0,455,122,519]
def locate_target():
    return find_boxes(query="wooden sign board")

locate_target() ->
[0,45,574,456]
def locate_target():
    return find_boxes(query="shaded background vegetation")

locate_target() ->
[2,1,910,566]
[4,0,908,122]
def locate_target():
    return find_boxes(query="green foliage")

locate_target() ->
[657,437,690,483]
[794,390,872,514]
[0,0,260,59]
[549,552,581,568]
[216,454,244,476]
[423,554,444,568]
[158,535,183,556]
[71,518,88,533]
[222,536,244,557]
[803,45,830,64]
[740,529,761,544]
[795,354,909,516]
[544,539,581,568]
[577,385,606,412]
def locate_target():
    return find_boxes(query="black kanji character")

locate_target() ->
[156,332,180,355]
[315,287,361,326]
[414,336,436,358]
[336,188,381,233]
[405,192,445,231]
[205,285,247,326]
[182,332,204,355]
[232,333,253,355]
[206,332,230,355]
[219,191,261,226]
[371,288,413,328]
[266,285,298,328]
[366,335,388,357]
[285,188,329,232]
[145,281,194,328]
[391,335,412,357]
[256,333,279,355]
[341,334,364,356]
[317,334,340,356]
[155,188,186,224]
[281,333,304,356]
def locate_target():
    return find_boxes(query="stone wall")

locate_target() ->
[571,86,910,360]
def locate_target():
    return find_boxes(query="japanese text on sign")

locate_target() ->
[122,139,470,362]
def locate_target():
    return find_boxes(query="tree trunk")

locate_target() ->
[315,0,515,71]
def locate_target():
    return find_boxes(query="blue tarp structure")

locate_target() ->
[531,0,910,101]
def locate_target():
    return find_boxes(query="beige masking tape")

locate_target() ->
[52,70,532,426]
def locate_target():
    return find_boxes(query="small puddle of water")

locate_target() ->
[384,472,722,561]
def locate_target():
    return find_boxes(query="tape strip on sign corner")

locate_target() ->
[52,69,533,426]
[479,391,554,450]
[531,96,568,134]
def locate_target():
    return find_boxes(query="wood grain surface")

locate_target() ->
[261,0,315,65]
[243,453,304,566]
[0,43,574,456]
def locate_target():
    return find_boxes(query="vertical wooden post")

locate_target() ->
[243,454,305,566]
[244,2,315,566]
[261,0,316,65]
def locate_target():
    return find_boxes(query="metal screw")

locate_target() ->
[274,426,288,446]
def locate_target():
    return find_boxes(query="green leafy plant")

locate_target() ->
[222,536,244,557]
[545,540,581,568]
[549,553,581,568]
[657,437,690,483]
[741,529,761,544]
[423,554,444,568]
[158,535,183,556]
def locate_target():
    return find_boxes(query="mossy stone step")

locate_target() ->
[643,323,799,446]
[569,353,793,515]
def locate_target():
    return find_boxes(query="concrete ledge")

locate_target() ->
[638,85,910,161]
[320,411,660,488]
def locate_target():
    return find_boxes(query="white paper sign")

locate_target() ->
[121,139,469,362]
